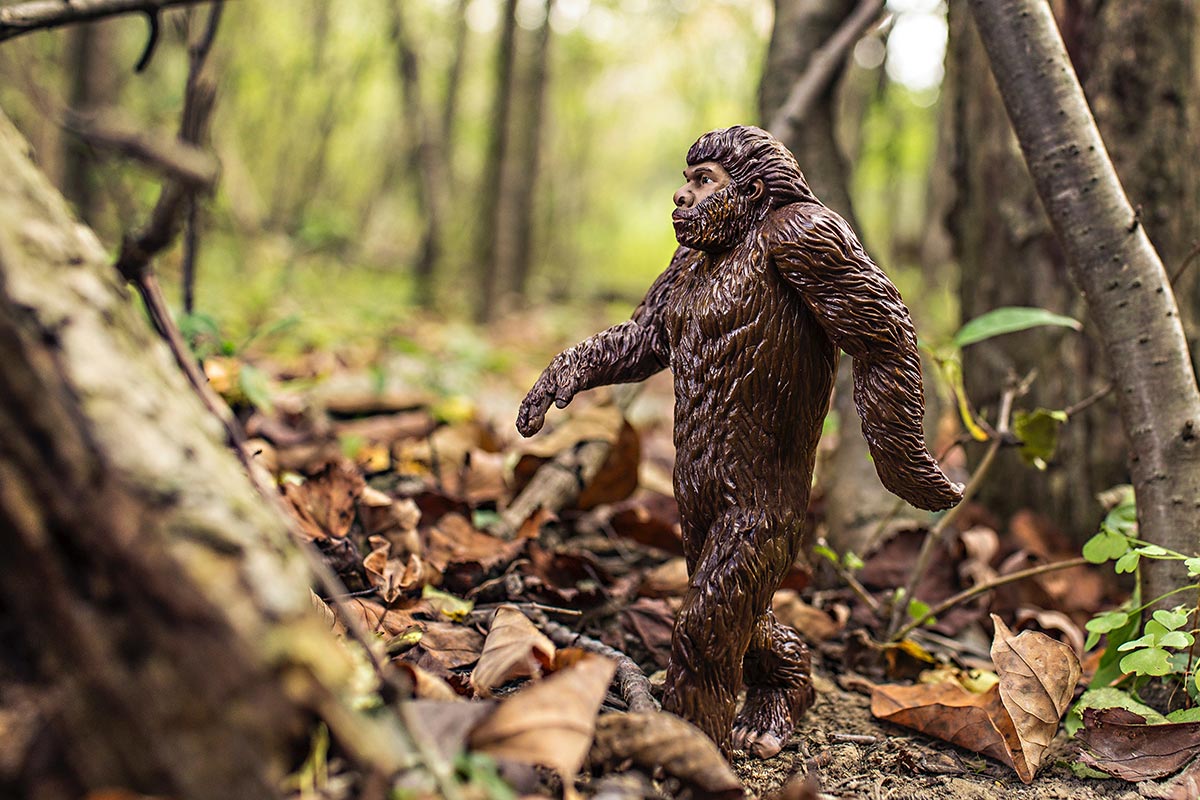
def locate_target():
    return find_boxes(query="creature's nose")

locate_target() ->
[673,188,691,208]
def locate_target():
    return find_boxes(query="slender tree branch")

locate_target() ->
[892,556,1090,642]
[767,0,885,142]
[62,109,218,188]
[886,381,1021,639]
[0,0,224,43]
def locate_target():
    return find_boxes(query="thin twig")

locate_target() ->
[886,380,1024,639]
[816,537,880,614]
[1170,241,1200,287]
[767,0,886,142]
[892,556,1090,642]
[1065,383,1113,417]
[529,610,659,713]
[0,0,224,42]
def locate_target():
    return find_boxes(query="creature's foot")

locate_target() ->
[730,684,814,759]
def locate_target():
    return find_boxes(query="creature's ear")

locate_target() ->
[745,178,765,203]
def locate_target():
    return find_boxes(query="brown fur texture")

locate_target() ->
[517,126,962,755]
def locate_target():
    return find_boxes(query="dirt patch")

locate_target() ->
[731,672,1140,800]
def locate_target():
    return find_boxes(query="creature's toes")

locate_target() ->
[730,725,750,752]
[748,732,783,759]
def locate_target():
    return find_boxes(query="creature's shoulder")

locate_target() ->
[762,202,845,247]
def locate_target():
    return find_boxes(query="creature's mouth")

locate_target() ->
[672,209,697,223]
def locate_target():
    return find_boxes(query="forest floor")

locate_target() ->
[197,311,1182,800]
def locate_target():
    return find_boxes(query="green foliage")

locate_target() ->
[1011,408,1068,470]
[952,307,1082,348]
[1075,488,1200,738]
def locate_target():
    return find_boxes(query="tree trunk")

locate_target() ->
[950,1,1199,539]
[0,108,409,798]
[474,0,519,323]
[967,0,1200,605]
[761,0,914,557]
[391,0,448,308]
[509,0,553,301]
[61,20,115,226]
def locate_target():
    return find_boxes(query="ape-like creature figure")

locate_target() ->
[517,126,962,757]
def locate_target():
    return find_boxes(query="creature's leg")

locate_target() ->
[661,509,787,753]
[732,610,815,758]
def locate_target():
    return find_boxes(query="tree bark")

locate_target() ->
[967,0,1200,605]
[391,0,448,308]
[761,0,915,557]
[949,0,1199,539]
[61,21,115,227]
[474,0,520,323]
[0,108,409,798]
[509,0,553,301]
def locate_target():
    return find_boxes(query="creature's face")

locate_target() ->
[672,161,763,253]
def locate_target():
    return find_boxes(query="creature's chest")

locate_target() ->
[667,240,786,347]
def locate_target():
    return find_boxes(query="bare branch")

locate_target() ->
[63,109,218,189]
[0,0,225,43]
[768,0,886,142]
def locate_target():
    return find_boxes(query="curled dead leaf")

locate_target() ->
[469,653,616,782]
[396,663,465,701]
[363,536,437,602]
[991,614,1080,780]
[281,459,364,540]
[470,606,556,697]
[640,557,690,598]
[773,590,842,642]
[1078,706,1200,781]
[589,711,742,800]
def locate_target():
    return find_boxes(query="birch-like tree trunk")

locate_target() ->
[967,0,1200,604]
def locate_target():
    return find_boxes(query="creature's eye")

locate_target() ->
[700,176,713,185]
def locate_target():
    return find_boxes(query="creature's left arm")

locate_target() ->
[771,206,963,511]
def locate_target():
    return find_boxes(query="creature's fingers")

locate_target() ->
[517,388,553,437]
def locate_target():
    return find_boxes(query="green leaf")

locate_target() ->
[1012,408,1069,469]
[238,363,274,411]
[1114,550,1141,574]
[1136,544,1170,558]
[1152,608,1190,631]
[1085,630,1101,651]
[1167,707,1200,724]
[952,306,1082,348]
[1102,488,1138,536]
[1083,529,1130,564]
[843,551,865,571]
[1145,619,1170,639]
[1186,557,1200,577]
[1117,633,1157,652]
[471,508,502,530]
[813,544,838,564]
[1158,630,1194,650]
[1086,611,1130,635]
[1120,647,1173,676]
[907,598,935,625]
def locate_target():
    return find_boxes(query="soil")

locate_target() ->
[730,672,1140,800]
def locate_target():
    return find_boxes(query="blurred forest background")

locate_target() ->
[3,0,1197,545]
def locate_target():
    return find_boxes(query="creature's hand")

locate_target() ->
[516,357,578,437]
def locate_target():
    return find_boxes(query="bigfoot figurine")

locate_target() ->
[517,126,962,758]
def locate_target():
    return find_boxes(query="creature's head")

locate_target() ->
[671,125,818,252]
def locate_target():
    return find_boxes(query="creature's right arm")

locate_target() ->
[516,248,688,437]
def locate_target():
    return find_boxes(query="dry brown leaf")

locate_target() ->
[402,699,496,762]
[470,606,556,697]
[620,597,678,669]
[990,613,1080,779]
[871,682,1022,775]
[589,711,742,800]
[363,536,437,602]
[398,621,484,680]
[1078,707,1200,781]
[396,663,465,701]
[871,617,1080,783]
[468,653,616,782]
[640,557,690,598]
[773,590,842,642]
[281,459,364,540]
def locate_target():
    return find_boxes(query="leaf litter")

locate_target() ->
[193,344,1160,800]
